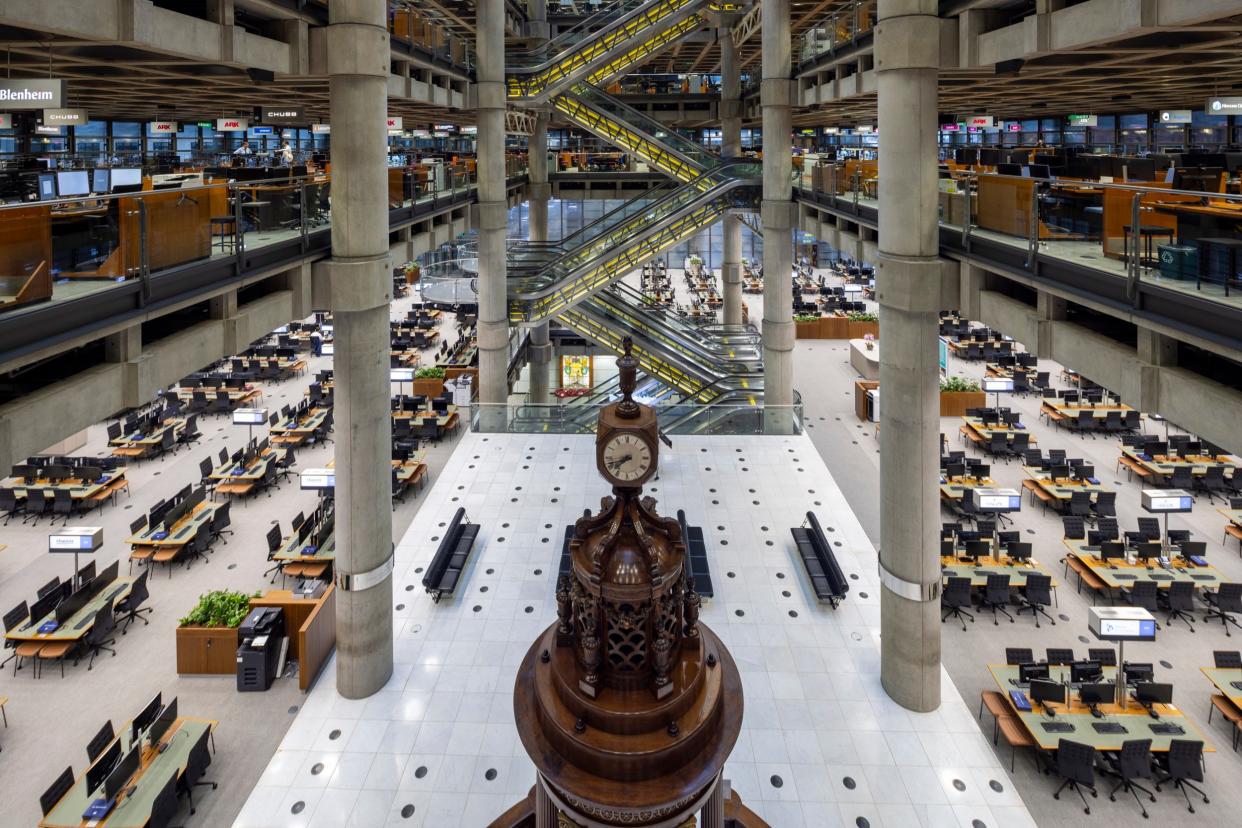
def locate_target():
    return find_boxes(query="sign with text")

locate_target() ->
[48,526,103,553]
[216,117,249,131]
[252,126,274,135]
[149,121,178,133]
[1089,607,1156,643]
[1141,489,1194,513]
[0,78,65,109]
[966,115,993,129]
[300,468,336,491]
[390,368,415,382]
[0,114,11,129]
[433,123,457,132]
[1005,122,1022,132]
[232,408,269,426]
[1159,109,1192,124]
[1208,96,1242,114]
[43,108,88,126]
[262,106,305,125]
[386,116,403,131]
[940,123,962,133]
[34,125,62,135]
[1066,113,1097,126]
[311,123,331,134]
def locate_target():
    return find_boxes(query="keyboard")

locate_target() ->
[1150,573,1174,581]
[1229,681,1242,692]
[74,614,94,630]
[1041,721,1075,733]
[1114,573,1137,581]
[1191,574,1215,581]
[1092,722,1127,734]
[1150,723,1185,736]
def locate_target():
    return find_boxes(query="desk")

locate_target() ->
[5,576,135,645]
[989,664,1212,753]
[939,475,998,503]
[126,501,221,565]
[1202,666,1242,708]
[176,386,262,407]
[109,418,186,459]
[1062,538,1225,591]
[390,349,422,367]
[1040,399,1134,428]
[392,407,459,434]
[1022,467,1112,505]
[207,449,285,498]
[9,467,129,509]
[1121,447,1239,482]
[270,407,330,447]
[249,588,336,691]
[960,417,1036,448]
[941,553,1055,588]
[39,717,215,828]
[1219,509,1242,548]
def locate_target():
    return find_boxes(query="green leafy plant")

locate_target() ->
[940,376,980,393]
[794,313,821,322]
[415,366,446,379]
[847,311,878,322]
[179,589,261,628]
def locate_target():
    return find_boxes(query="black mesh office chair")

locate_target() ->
[981,574,1013,625]
[1161,580,1197,631]
[23,489,51,525]
[209,501,233,545]
[1169,465,1194,490]
[184,522,212,571]
[1068,490,1093,522]
[2,601,29,674]
[1088,648,1117,667]
[941,577,974,630]
[147,769,180,828]
[0,487,21,526]
[1213,650,1242,669]
[1125,580,1161,617]
[177,727,217,815]
[1005,647,1033,665]
[1017,574,1055,627]
[1105,739,1156,817]
[274,447,297,485]
[114,568,152,633]
[1202,583,1242,636]
[86,720,114,763]
[39,766,75,817]
[1046,648,1075,665]
[84,603,118,670]
[1154,740,1208,813]
[1052,739,1098,814]
[1062,516,1086,540]
[1093,490,1117,520]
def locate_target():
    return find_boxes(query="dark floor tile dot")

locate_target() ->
[288,706,299,714]
[776,572,785,579]
[311,762,324,775]
[782,590,791,598]
[534,568,543,575]
[952,779,966,791]
[431,536,439,542]
[485,768,498,781]
[989,780,1003,793]
[291,801,305,814]
[525,606,534,613]
[472,605,482,612]
[1159,660,1173,669]
[856,819,869,828]
[760,526,768,531]
[414,766,428,779]
[843,776,856,789]
[1077,635,1089,643]
[788,610,798,618]
[720,540,728,546]
[328,728,340,739]
[502,522,510,528]
[1059,614,1070,622]
[727,572,735,578]
[859,592,868,599]
[405,585,414,592]
[396,604,405,611]
[735,609,745,617]
[415,567,423,574]
[765,540,774,546]
[972,821,987,828]
[227,563,236,569]
[480,586,488,593]
[770,774,783,788]
[401,803,416,818]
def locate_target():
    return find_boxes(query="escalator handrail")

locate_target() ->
[507,0,648,67]
[567,83,719,172]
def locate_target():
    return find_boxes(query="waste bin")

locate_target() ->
[1158,243,1197,281]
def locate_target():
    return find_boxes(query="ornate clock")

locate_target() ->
[595,337,659,489]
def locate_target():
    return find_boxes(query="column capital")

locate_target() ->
[320,254,392,312]
[874,15,940,72]
[875,254,943,313]
[324,23,390,77]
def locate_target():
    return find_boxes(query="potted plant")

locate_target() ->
[939,375,985,416]
[862,333,876,351]
[794,313,822,339]
[403,261,421,284]
[413,365,447,398]
[846,310,879,339]
[176,589,261,675]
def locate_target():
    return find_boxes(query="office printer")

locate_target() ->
[236,607,285,692]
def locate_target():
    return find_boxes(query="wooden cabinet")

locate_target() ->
[175,626,239,675]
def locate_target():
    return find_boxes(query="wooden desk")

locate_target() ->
[176,386,262,406]
[270,407,330,447]
[1202,666,1242,708]
[5,577,135,644]
[390,349,422,367]
[939,475,998,502]
[250,587,336,691]
[941,553,1055,588]
[126,501,220,564]
[40,717,215,828]
[208,449,285,498]
[10,467,128,508]
[1121,447,1239,481]
[989,664,1212,753]
[1040,399,1133,426]
[1022,466,1112,503]
[109,418,185,458]
[960,416,1036,447]
[1063,538,1225,591]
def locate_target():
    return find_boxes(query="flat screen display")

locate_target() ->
[56,170,90,197]
[92,169,110,194]
[110,168,143,188]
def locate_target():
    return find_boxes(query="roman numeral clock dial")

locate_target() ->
[602,433,652,483]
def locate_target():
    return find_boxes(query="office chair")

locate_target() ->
[36,577,61,600]
[291,511,305,532]
[1125,580,1160,617]
[1046,648,1075,665]
[183,523,212,572]
[0,487,19,526]
[981,574,1014,625]
[1198,466,1229,503]
[40,767,75,817]
[1017,574,1055,628]
[1052,739,1098,814]
[1068,490,1093,522]
[86,720,115,763]
[1093,490,1117,520]
[1169,465,1194,490]
[1005,647,1034,665]
[157,428,175,460]
[1,601,29,673]
[1105,739,1156,817]
[218,447,229,466]
[274,447,297,486]
[1062,516,1086,540]
[987,432,1009,459]
[1213,650,1242,669]
[177,727,217,815]
[264,524,285,582]
[941,577,974,631]
[83,603,118,671]
[1202,583,1242,636]
[147,768,180,828]
[1154,740,1208,813]
[115,568,152,633]
[178,414,202,451]
[23,489,51,525]
[1161,581,1197,631]
[1137,517,1162,540]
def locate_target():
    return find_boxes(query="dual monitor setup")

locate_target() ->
[35,168,145,201]
[82,693,178,819]
[1020,661,1173,716]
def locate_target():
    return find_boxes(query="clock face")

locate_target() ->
[602,432,653,484]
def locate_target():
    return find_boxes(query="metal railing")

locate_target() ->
[471,399,802,434]
[799,0,876,63]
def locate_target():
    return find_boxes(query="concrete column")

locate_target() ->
[1035,289,1066,359]
[477,0,510,429]
[326,0,394,700]
[529,110,551,245]
[526,0,550,40]
[286,262,315,319]
[528,323,553,405]
[761,0,795,426]
[958,261,985,320]
[875,0,941,713]
[720,26,744,327]
[104,325,141,364]
[1137,327,1177,367]
[700,774,725,828]
[206,0,234,25]
[209,289,238,320]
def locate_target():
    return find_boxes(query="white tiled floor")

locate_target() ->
[237,431,1034,828]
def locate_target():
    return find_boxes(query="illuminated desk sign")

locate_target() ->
[390,368,415,382]
[1067,113,1097,127]
[980,377,1014,393]
[386,116,404,131]
[262,107,305,125]
[216,117,249,131]
[1089,607,1157,643]
[320,342,334,356]
[252,126,274,135]
[233,408,269,426]
[300,468,336,491]
[43,108,88,126]
[967,115,993,129]
[49,526,103,553]
[312,123,331,134]
[0,78,65,109]
[1141,489,1194,513]
[149,121,178,134]
[974,488,1022,512]
[1208,96,1242,114]
[1160,109,1192,124]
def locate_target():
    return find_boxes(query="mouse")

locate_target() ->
[1090,707,1103,719]
[1148,708,1160,720]
[1109,565,1118,570]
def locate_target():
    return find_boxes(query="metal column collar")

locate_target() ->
[335,545,396,592]
[878,560,940,602]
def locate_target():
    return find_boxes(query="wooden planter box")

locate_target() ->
[412,377,446,398]
[846,320,879,339]
[175,626,239,675]
[795,317,877,339]
[940,390,986,416]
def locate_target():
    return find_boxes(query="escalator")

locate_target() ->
[506,0,738,102]
[507,162,761,324]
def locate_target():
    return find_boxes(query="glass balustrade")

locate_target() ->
[798,1,876,63]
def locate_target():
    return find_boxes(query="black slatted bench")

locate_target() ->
[790,511,849,607]
[677,509,713,598]
[422,507,480,602]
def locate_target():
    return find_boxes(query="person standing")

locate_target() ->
[310,329,323,357]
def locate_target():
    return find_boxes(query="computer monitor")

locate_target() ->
[1135,682,1173,706]
[1029,678,1066,710]
[1100,542,1126,562]
[148,696,177,745]
[963,540,990,562]
[104,745,140,802]
[36,173,57,201]
[944,463,965,479]
[1179,540,1207,559]
[940,539,954,557]
[110,168,143,189]
[92,169,110,194]
[997,162,1023,176]
[1019,662,1050,683]
[1050,465,1070,481]
[1070,660,1102,683]
[1073,464,1095,481]
[1123,662,1154,684]
[1079,682,1113,708]
[131,692,163,743]
[27,590,62,626]
[86,740,121,794]
[1006,542,1033,562]
[972,464,990,479]
[56,170,90,198]
[1135,542,1163,562]
[1146,441,1168,457]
